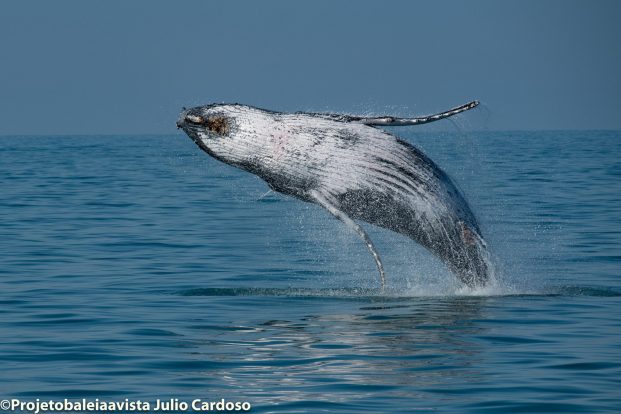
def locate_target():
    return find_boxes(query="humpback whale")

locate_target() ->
[177,101,489,288]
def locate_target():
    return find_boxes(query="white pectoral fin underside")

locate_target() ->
[309,189,386,288]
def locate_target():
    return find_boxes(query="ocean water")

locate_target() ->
[1,130,620,413]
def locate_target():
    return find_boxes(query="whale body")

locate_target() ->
[177,101,490,288]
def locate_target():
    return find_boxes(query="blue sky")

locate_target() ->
[1,0,619,134]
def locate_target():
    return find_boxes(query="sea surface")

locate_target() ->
[1,130,620,413]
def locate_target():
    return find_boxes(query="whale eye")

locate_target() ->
[206,116,229,135]
[185,114,205,125]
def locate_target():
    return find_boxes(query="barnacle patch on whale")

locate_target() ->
[207,116,229,135]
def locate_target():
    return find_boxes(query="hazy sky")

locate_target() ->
[1,0,620,134]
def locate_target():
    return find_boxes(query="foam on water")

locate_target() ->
[176,284,620,300]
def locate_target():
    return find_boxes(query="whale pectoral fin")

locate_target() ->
[356,100,480,126]
[302,100,479,127]
[309,189,386,288]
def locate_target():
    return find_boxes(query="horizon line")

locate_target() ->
[1,128,620,138]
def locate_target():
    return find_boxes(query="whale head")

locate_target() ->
[177,103,322,196]
[177,104,242,164]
